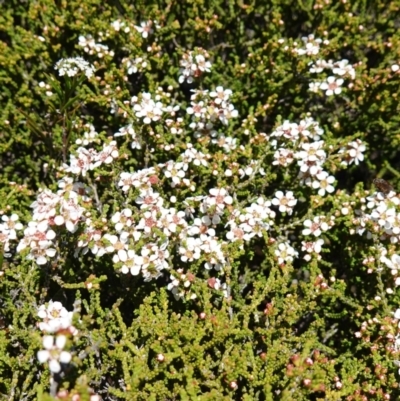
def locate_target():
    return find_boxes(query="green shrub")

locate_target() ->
[1,1,400,400]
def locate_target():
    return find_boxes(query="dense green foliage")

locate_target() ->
[1,1,400,400]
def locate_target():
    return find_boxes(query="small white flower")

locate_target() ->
[135,20,154,38]
[302,216,329,237]
[301,239,324,261]
[37,300,74,333]
[332,59,355,79]
[273,148,294,167]
[319,76,344,96]
[275,242,298,264]
[312,171,335,196]
[271,191,297,215]
[339,139,366,166]
[37,335,72,373]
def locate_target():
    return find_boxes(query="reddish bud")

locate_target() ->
[263,303,273,315]
[207,277,217,289]
[148,175,159,184]
[291,354,301,366]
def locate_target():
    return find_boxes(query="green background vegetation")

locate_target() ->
[1,0,400,400]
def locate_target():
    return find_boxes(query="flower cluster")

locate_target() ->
[187,87,238,136]
[123,56,148,75]
[78,35,114,58]
[309,58,356,79]
[226,196,276,242]
[293,34,329,56]
[17,178,92,264]
[354,312,400,396]
[353,189,400,243]
[131,91,179,125]
[308,59,356,96]
[269,118,338,196]
[167,269,196,300]
[23,35,388,391]
[178,48,212,84]
[131,92,163,124]
[36,301,77,374]
[63,140,119,176]
[75,124,99,146]
[338,139,366,166]
[55,57,95,79]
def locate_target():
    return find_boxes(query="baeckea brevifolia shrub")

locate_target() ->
[1,0,400,400]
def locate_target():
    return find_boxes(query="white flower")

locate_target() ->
[111,209,134,232]
[309,81,321,93]
[120,249,144,276]
[332,59,355,79]
[114,124,141,149]
[294,34,323,56]
[271,191,297,215]
[55,57,95,79]
[164,162,186,186]
[111,19,126,32]
[178,50,212,83]
[273,148,294,167]
[301,239,324,261]
[275,242,298,264]
[37,300,74,333]
[295,141,326,175]
[37,335,72,373]
[302,216,329,237]
[103,232,130,262]
[206,188,233,212]
[309,59,333,73]
[135,20,154,38]
[132,93,163,124]
[381,254,400,274]
[179,237,202,262]
[124,57,148,75]
[209,86,232,105]
[319,76,344,96]
[312,171,335,196]
[339,139,366,166]
[0,214,23,240]
[78,35,111,58]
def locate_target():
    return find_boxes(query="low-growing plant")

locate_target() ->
[1,1,400,400]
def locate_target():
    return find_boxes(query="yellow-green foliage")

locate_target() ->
[1,1,400,401]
